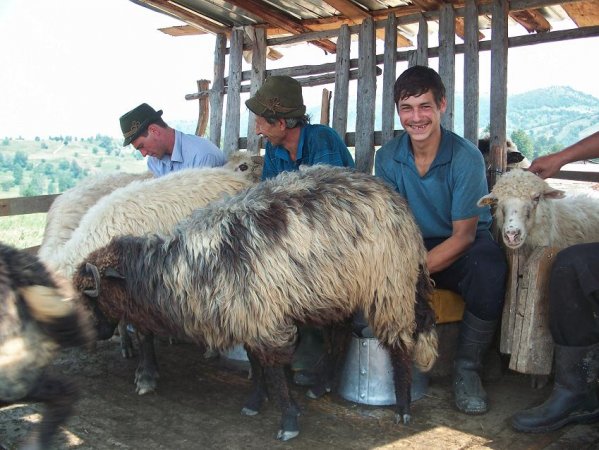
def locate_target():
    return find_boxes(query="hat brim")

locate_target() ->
[245,97,305,119]
[122,110,163,146]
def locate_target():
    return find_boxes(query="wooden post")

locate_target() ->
[382,13,397,146]
[439,3,456,131]
[463,0,480,145]
[333,24,350,144]
[416,15,428,66]
[247,26,266,155]
[488,0,509,188]
[209,33,226,148]
[509,247,558,375]
[355,17,376,174]
[223,27,244,156]
[195,79,210,137]
[320,88,331,125]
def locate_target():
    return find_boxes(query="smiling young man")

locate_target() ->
[375,65,507,415]
[245,75,354,386]
[119,103,225,176]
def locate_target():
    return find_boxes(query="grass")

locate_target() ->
[0,213,47,250]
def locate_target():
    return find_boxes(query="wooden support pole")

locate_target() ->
[209,33,226,147]
[223,27,244,156]
[382,13,397,146]
[355,17,376,174]
[332,24,350,143]
[463,0,480,145]
[439,3,456,131]
[247,26,266,155]
[195,79,210,137]
[320,89,331,125]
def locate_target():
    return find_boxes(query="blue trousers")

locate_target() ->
[548,243,599,346]
[424,232,507,321]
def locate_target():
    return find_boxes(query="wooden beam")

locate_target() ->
[223,28,243,156]
[332,25,351,140]
[463,0,480,145]
[209,33,226,147]
[509,9,551,33]
[562,0,599,27]
[382,14,398,146]
[139,0,229,34]
[224,0,337,53]
[0,195,58,217]
[247,27,266,156]
[439,4,456,131]
[195,79,210,137]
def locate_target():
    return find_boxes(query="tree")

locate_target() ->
[13,151,28,168]
[510,129,534,160]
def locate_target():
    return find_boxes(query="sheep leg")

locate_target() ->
[388,345,413,425]
[21,373,78,450]
[264,365,300,441]
[117,320,134,359]
[241,349,269,416]
[134,332,159,395]
[307,321,352,399]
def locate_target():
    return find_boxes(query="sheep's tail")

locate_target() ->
[412,266,438,372]
[20,283,95,349]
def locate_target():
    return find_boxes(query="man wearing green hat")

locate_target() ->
[245,75,355,386]
[120,103,225,176]
[246,75,354,180]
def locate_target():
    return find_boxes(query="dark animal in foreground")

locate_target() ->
[73,165,438,441]
[0,243,94,450]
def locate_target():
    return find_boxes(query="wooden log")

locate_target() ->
[0,194,58,217]
[500,246,532,354]
[509,247,558,375]
[195,79,210,137]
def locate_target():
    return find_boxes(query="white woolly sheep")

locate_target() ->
[477,168,599,249]
[0,243,94,449]
[72,165,438,442]
[38,171,154,264]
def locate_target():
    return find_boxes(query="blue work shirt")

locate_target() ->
[148,130,226,177]
[374,127,492,239]
[261,124,355,180]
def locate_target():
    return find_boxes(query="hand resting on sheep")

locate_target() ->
[72,164,438,442]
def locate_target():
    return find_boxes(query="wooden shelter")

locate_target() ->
[131,0,599,185]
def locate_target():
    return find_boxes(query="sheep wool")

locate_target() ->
[478,168,599,249]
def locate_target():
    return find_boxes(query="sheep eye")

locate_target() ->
[238,163,248,172]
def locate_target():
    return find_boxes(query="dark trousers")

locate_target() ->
[549,243,599,346]
[424,232,507,321]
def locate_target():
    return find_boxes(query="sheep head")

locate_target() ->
[223,151,264,183]
[72,243,127,340]
[477,169,565,249]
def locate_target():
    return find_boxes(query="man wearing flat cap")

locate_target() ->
[246,75,355,387]
[120,103,225,176]
[246,75,354,181]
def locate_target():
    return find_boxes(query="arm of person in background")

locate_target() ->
[528,131,599,179]
[426,216,478,274]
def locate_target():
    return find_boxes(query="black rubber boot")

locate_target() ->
[511,342,599,433]
[453,310,497,415]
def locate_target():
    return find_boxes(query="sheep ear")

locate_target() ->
[477,194,497,207]
[543,188,566,199]
[105,267,125,279]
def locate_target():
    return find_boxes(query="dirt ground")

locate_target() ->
[1,336,598,450]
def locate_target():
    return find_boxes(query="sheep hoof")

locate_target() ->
[241,407,259,416]
[394,413,411,425]
[276,430,299,441]
[305,385,331,399]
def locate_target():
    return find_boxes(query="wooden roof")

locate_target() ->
[131,0,599,53]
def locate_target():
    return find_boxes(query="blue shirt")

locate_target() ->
[147,130,226,177]
[261,124,355,180]
[374,128,492,239]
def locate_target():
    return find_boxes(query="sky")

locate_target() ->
[1,0,598,139]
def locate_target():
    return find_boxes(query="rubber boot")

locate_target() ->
[453,310,497,415]
[511,342,599,433]
[292,326,325,386]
